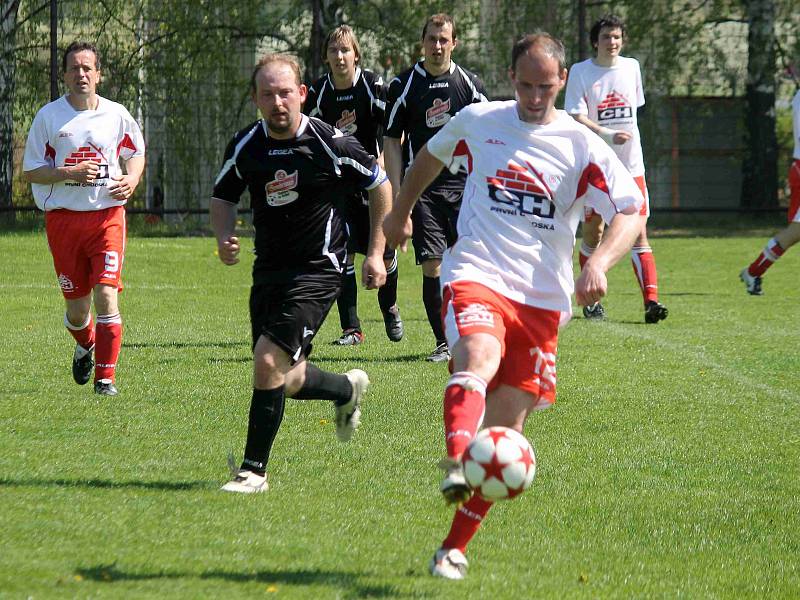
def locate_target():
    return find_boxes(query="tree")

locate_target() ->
[0,0,20,220]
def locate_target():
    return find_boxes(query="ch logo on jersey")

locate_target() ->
[486,161,556,223]
[456,303,494,329]
[426,98,451,128]
[336,109,358,135]
[64,145,109,179]
[530,347,557,392]
[597,91,633,122]
[266,170,299,206]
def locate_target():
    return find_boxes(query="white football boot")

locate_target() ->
[438,457,471,506]
[429,547,468,580]
[336,369,368,442]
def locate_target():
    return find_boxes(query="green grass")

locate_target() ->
[1,231,798,598]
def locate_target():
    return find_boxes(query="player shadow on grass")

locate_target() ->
[0,477,209,491]
[75,563,405,597]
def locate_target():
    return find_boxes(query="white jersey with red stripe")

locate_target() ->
[793,89,800,160]
[426,101,643,317]
[565,56,645,176]
[23,95,145,211]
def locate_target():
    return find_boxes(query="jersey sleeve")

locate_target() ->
[564,66,587,115]
[22,110,52,172]
[634,59,645,108]
[371,72,387,133]
[384,75,407,139]
[577,137,642,223]
[212,133,247,204]
[472,73,489,103]
[116,107,145,161]
[425,104,471,171]
[333,134,387,190]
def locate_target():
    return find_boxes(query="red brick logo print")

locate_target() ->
[64,146,109,179]
[597,91,632,122]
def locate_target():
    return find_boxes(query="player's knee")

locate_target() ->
[421,258,441,278]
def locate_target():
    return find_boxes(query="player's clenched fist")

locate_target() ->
[218,236,240,265]
[69,160,100,183]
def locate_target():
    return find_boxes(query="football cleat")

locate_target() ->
[336,369,368,442]
[438,457,472,506]
[72,344,94,385]
[582,302,605,320]
[644,301,669,324]
[382,305,404,342]
[332,328,364,346]
[740,268,763,296]
[93,379,118,396]
[429,547,469,580]
[426,342,451,363]
[221,469,268,494]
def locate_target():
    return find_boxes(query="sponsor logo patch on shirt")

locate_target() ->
[266,170,299,206]
[336,109,358,135]
[426,98,451,128]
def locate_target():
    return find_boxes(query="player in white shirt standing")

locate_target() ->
[565,14,668,324]
[384,32,644,580]
[740,87,800,294]
[23,41,145,396]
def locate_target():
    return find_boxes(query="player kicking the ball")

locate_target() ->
[384,32,644,579]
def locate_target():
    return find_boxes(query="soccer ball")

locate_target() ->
[462,426,536,501]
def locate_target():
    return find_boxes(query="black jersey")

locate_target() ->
[304,67,386,158]
[213,115,385,279]
[385,60,487,193]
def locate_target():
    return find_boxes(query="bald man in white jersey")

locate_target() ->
[740,87,800,294]
[565,14,668,324]
[384,32,644,580]
[23,41,145,397]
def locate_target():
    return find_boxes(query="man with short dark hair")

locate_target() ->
[565,14,668,323]
[305,25,404,346]
[384,13,487,362]
[23,40,145,397]
[212,54,392,494]
[385,32,644,580]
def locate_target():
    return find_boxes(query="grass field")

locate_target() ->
[1,230,798,598]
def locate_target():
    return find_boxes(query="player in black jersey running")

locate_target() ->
[211,54,392,494]
[305,25,403,347]
[384,13,487,362]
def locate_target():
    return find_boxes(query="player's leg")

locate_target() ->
[629,177,667,323]
[741,161,800,295]
[332,253,363,346]
[378,248,403,342]
[580,210,606,319]
[412,195,449,361]
[88,207,127,395]
[432,384,534,580]
[46,209,96,385]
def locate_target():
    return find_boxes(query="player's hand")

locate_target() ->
[362,255,387,290]
[574,263,608,307]
[217,236,240,265]
[383,210,412,253]
[108,174,140,200]
[69,160,100,183]
[612,131,632,145]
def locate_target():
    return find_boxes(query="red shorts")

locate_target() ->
[585,174,649,220]
[45,206,126,299]
[442,280,560,410]
[789,160,800,223]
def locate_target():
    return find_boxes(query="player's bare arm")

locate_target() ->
[210,197,240,265]
[108,155,145,201]
[383,145,446,251]
[23,160,101,185]
[570,113,631,146]
[383,136,403,197]
[363,179,392,289]
[575,207,642,306]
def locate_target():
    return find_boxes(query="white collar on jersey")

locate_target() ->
[326,66,361,90]
[261,114,310,139]
[415,60,456,77]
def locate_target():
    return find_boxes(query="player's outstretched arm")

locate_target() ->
[363,179,392,290]
[575,208,642,306]
[570,113,631,146]
[210,197,240,265]
[383,145,445,251]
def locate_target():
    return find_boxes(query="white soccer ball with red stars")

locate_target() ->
[461,426,536,501]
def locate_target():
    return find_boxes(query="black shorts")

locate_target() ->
[344,193,395,261]
[411,187,462,265]
[249,270,341,364]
